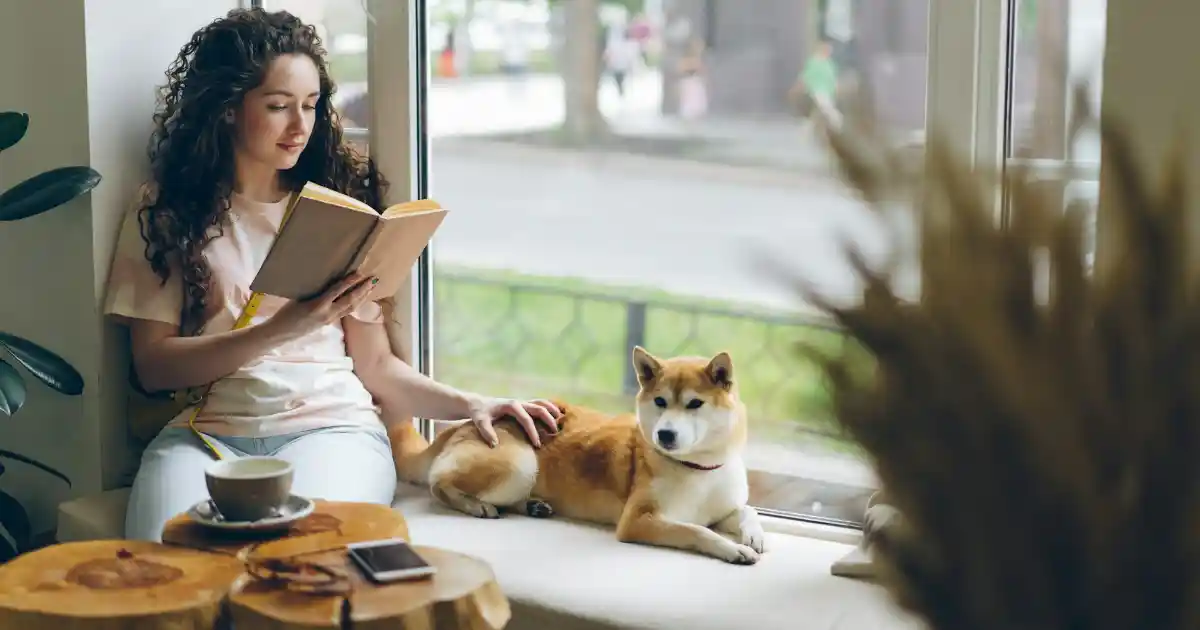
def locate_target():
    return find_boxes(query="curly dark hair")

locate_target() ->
[139,7,388,336]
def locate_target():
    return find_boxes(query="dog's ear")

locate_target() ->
[632,346,662,386]
[706,351,733,389]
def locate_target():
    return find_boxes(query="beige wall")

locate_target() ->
[0,0,239,536]
[1096,0,1200,278]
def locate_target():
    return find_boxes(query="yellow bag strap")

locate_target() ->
[187,292,267,460]
[188,194,301,460]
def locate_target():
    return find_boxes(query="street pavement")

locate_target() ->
[428,140,919,312]
[427,70,663,137]
[339,71,920,310]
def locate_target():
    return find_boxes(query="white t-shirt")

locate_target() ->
[104,189,387,438]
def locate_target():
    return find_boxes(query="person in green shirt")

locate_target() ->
[794,40,842,129]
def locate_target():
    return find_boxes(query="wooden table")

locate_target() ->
[230,544,509,630]
[161,499,414,558]
[0,500,510,630]
[0,539,243,630]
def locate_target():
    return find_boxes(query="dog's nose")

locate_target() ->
[656,429,678,450]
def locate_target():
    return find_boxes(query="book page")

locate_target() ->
[381,198,442,218]
[301,181,377,215]
[354,207,448,298]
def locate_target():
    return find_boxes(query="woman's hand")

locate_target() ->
[265,273,377,342]
[467,396,562,448]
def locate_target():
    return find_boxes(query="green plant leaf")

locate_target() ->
[0,489,31,553]
[0,332,84,396]
[0,530,15,562]
[0,358,25,416]
[0,112,29,152]
[0,166,102,222]
[0,449,71,487]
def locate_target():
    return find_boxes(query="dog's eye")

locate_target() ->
[686,399,704,410]
[653,397,667,408]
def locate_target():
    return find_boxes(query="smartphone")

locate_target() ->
[346,538,437,583]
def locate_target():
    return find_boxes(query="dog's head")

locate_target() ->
[631,346,747,460]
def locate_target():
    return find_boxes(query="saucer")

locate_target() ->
[186,494,315,532]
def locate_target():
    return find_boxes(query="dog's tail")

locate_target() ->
[388,420,459,485]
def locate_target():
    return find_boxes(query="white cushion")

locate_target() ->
[393,483,920,630]
[56,487,131,542]
[56,485,920,630]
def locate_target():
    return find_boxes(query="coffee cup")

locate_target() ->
[204,456,294,522]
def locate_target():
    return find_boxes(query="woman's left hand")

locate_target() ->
[466,396,562,448]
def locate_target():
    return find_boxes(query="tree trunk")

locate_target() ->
[659,2,684,116]
[1032,0,1070,160]
[0,540,242,630]
[561,0,609,143]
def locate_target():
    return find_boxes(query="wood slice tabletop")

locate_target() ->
[161,499,412,557]
[228,544,510,630]
[0,500,507,629]
[0,539,243,630]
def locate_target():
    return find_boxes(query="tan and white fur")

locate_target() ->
[395,346,766,564]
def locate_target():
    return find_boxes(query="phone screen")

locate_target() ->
[350,542,431,574]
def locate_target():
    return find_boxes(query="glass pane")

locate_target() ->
[263,0,371,152]
[428,0,933,526]
[1008,0,1106,161]
[1006,0,1106,265]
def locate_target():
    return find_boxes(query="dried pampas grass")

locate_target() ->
[796,87,1200,630]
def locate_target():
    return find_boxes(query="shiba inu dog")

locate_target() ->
[396,346,767,564]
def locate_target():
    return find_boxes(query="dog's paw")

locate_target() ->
[471,501,501,519]
[712,541,760,565]
[525,499,554,518]
[741,527,766,554]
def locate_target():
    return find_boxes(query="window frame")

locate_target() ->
[361,0,437,443]
[408,0,1008,529]
[253,0,437,443]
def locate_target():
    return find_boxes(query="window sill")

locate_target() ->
[760,512,864,546]
[394,484,915,630]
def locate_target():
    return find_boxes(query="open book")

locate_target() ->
[250,181,447,301]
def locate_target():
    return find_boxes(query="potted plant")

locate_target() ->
[0,110,99,561]
[802,86,1200,629]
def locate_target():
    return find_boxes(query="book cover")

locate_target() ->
[250,182,447,301]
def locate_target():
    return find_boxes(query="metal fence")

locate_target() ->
[431,269,853,443]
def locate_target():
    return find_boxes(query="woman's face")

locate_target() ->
[231,53,322,173]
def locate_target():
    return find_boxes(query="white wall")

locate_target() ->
[0,0,239,537]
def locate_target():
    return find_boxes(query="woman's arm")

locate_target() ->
[132,273,377,392]
[343,315,561,447]
[130,318,297,392]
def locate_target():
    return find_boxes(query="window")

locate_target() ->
[1004,0,1106,266]
[261,0,1108,528]
[253,0,373,150]
[432,0,932,527]
[259,0,427,369]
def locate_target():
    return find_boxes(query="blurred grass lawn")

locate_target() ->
[431,264,858,452]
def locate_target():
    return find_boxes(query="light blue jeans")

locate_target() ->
[124,425,398,541]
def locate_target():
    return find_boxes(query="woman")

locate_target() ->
[104,7,560,541]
